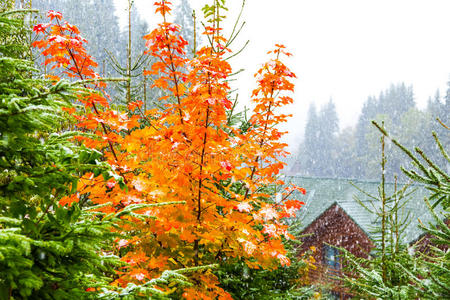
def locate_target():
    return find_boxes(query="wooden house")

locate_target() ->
[286,176,436,299]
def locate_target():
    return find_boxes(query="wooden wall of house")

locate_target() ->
[298,203,374,298]
[299,203,374,261]
[413,218,449,254]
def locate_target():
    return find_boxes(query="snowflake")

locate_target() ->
[47,10,62,20]
[132,177,146,192]
[259,206,278,221]
[134,273,146,281]
[122,195,143,206]
[277,254,290,266]
[183,112,190,122]
[238,239,256,255]
[270,251,290,266]
[263,224,278,237]
[220,160,233,171]
[48,35,66,43]
[237,202,252,213]
[242,228,250,236]
[118,239,129,248]
[284,207,297,217]
[106,181,116,189]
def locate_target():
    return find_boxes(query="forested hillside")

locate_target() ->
[292,83,449,181]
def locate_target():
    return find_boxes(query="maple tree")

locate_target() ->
[32,1,305,298]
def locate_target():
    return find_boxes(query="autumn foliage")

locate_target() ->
[32,1,304,298]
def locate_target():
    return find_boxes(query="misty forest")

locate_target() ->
[0,0,449,299]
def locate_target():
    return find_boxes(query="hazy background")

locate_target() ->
[113,0,450,152]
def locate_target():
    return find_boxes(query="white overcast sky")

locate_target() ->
[114,0,450,152]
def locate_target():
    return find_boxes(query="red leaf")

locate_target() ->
[220,161,232,171]
[47,10,62,20]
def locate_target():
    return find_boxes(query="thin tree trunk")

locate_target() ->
[380,125,387,283]
[127,0,132,104]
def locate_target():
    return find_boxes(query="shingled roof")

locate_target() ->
[285,176,439,244]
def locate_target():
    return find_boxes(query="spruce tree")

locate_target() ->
[299,103,319,176]
[355,96,379,178]
[378,83,415,124]
[372,120,449,298]
[342,124,419,299]
[0,8,120,299]
[334,127,358,178]
[343,120,449,299]
[105,0,152,107]
[316,99,339,177]
[297,100,339,177]
[345,83,416,181]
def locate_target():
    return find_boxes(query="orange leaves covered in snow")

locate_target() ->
[33,3,305,299]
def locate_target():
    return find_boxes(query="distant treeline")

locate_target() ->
[33,0,148,75]
[291,82,450,181]
[32,0,196,106]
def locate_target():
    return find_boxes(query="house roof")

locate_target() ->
[285,176,440,244]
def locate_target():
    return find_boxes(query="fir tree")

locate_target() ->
[0,8,121,299]
[299,103,319,176]
[0,0,14,12]
[342,120,449,299]
[334,127,358,178]
[105,0,153,107]
[316,99,339,177]
[354,95,379,178]
[350,83,418,181]
[372,120,449,298]
[297,100,339,177]
[378,83,415,124]
[342,124,419,299]
[436,83,450,165]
